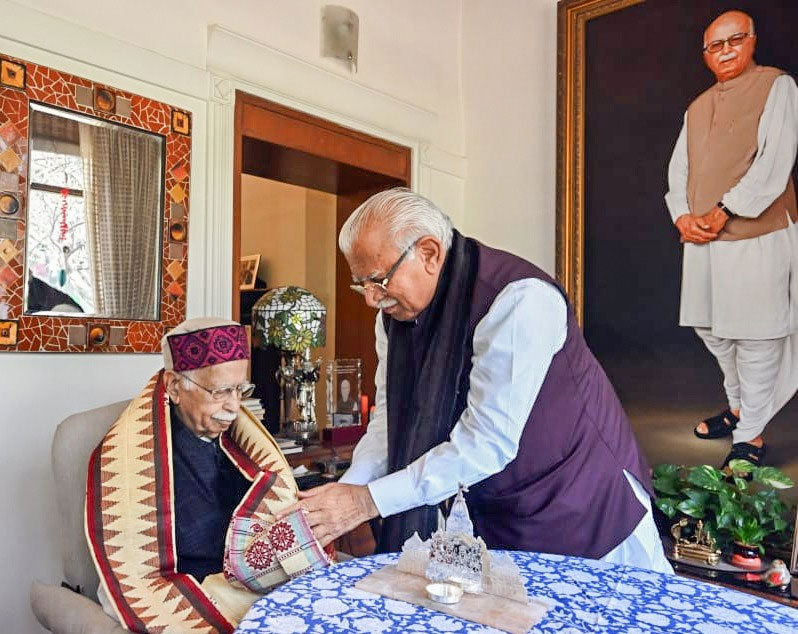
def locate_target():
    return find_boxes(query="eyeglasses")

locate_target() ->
[703,32,752,53]
[179,373,256,400]
[350,239,418,297]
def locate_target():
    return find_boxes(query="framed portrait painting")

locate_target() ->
[557,0,798,557]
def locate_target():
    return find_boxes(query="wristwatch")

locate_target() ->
[717,201,736,218]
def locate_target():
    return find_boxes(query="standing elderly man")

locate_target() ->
[86,318,331,633]
[278,188,672,573]
[665,10,798,468]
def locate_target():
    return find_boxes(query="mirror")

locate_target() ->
[0,51,191,352]
[24,103,165,320]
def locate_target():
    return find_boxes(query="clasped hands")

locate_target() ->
[675,206,728,244]
[276,482,379,547]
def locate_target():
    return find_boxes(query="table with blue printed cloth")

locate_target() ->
[235,551,798,634]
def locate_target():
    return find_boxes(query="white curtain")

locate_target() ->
[80,123,163,319]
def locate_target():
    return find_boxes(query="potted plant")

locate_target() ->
[653,459,794,568]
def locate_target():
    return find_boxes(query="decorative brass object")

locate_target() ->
[88,324,109,348]
[169,221,187,242]
[671,518,721,566]
[93,88,116,113]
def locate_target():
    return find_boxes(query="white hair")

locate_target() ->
[161,316,241,370]
[338,188,454,257]
[178,370,197,391]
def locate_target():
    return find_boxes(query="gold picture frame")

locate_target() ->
[239,254,260,290]
[792,505,798,575]
[556,0,645,326]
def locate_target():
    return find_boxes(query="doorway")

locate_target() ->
[232,92,410,429]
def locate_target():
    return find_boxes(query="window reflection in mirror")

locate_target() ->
[23,102,165,320]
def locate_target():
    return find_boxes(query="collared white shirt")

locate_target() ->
[339,277,567,518]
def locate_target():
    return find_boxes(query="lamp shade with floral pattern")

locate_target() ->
[251,286,326,353]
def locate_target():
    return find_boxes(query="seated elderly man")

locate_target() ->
[85,318,331,633]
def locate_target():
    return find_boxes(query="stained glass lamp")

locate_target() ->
[252,286,326,440]
[252,286,326,352]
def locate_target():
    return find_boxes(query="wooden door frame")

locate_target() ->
[233,91,412,320]
[233,91,411,400]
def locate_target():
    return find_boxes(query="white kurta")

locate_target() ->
[340,279,672,572]
[665,74,798,340]
[666,74,798,436]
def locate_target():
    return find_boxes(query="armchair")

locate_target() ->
[30,401,129,634]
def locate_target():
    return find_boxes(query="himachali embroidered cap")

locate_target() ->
[162,317,250,371]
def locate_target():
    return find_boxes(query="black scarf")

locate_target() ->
[378,230,479,552]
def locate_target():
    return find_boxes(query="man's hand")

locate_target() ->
[675,213,718,244]
[276,483,379,547]
[695,205,730,235]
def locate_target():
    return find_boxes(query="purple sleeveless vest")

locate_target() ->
[462,243,653,559]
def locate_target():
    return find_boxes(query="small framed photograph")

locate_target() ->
[239,254,260,290]
[0,58,26,90]
[326,359,362,427]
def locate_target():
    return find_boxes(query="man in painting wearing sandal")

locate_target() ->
[665,10,798,469]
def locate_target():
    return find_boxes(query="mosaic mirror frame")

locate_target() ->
[0,53,191,352]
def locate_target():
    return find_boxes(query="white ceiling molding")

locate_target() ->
[207,25,438,147]
[0,0,207,100]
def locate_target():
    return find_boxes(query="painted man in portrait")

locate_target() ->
[665,10,798,468]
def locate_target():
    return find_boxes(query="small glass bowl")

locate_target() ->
[425,582,464,604]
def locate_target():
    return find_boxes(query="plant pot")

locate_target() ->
[729,541,762,570]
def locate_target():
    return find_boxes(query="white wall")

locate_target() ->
[461,0,558,273]
[18,0,464,157]
[0,1,563,631]
[0,1,474,631]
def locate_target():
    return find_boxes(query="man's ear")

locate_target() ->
[416,236,444,275]
[164,370,181,403]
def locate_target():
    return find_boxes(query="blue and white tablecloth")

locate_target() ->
[236,551,798,633]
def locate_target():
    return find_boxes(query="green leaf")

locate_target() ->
[676,498,706,518]
[753,467,794,490]
[655,497,679,518]
[718,487,735,506]
[773,517,787,532]
[733,477,748,491]
[727,459,755,475]
[687,465,725,491]
[652,464,681,496]
[683,489,711,505]
[718,500,743,526]
[652,478,680,496]
[716,511,736,530]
